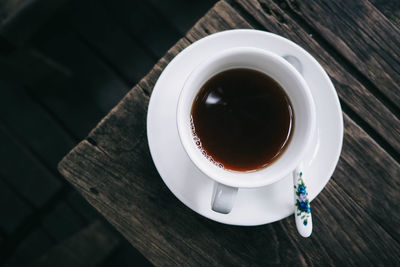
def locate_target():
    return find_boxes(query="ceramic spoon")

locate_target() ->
[283,55,313,238]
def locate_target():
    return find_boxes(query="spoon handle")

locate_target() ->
[293,167,313,237]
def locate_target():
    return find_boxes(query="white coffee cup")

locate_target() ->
[177,47,316,214]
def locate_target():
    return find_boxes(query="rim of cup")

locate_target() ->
[177,47,316,188]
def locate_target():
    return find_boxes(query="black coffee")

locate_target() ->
[190,68,294,172]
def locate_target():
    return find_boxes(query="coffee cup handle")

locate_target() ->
[211,182,238,214]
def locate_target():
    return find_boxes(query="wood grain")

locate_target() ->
[69,0,155,85]
[31,20,129,139]
[0,0,68,45]
[0,45,68,87]
[0,124,62,208]
[58,87,400,266]
[0,179,33,234]
[58,0,400,265]
[5,227,54,266]
[137,38,192,96]
[147,0,218,35]
[99,0,181,59]
[370,0,400,28]
[282,0,400,112]
[230,0,400,239]
[231,0,400,159]
[0,84,76,169]
[33,220,119,267]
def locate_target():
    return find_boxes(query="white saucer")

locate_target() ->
[147,30,343,226]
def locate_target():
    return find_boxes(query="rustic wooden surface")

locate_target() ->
[0,0,214,265]
[59,0,400,265]
[32,220,119,267]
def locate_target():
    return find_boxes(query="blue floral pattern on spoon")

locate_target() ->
[294,172,311,226]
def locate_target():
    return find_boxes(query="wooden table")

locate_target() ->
[58,0,400,265]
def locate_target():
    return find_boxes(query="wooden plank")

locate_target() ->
[0,123,62,208]
[186,0,400,239]
[309,175,400,265]
[370,0,400,28]
[32,221,120,267]
[0,83,76,169]
[0,235,4,250]
[102,241,153,267]
[227,0,400,241]
[334,113,400,239]
[66,190,102,223]
[66,191,152,266]
[0,179,33,234]
[0,43,69,87]
[147,0,218,35]
[58,88,400,265]
[185,1,252,40]
[282,0,400,111]
[99,0,181,58]
[230,0,400,160]
[41,201,86,242]
[0,0,24,22]
[136,1,250,94]
[59,141,308,265]
[69,0,156,85]
[137,37,192,96]
[4,227,54,266]
[31,16,129,139]
[0,0,68,45]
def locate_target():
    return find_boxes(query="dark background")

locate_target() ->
[0,0,216,265]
